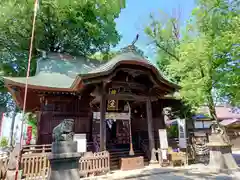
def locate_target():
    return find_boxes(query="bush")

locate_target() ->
[0,137,8,148]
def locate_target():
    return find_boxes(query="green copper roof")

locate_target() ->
[35,52,102,77]
[4,72,75,89]
[83,51,148,75]
[4,50,179,90]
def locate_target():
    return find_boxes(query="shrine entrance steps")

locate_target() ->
[109,148,149,170]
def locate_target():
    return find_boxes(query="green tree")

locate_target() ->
[0,137,8,148]
[0,0,125,77]
[145,0,240,121]
[145,10,181,82]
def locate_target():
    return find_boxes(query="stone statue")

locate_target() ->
[48,119,81,180]
[162,107,173,124]
[52,119,74,142]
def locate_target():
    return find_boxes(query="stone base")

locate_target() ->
[48,169,80,180]
[52,141,77,154]
[47,141,81,180]
[207,134,239,170]
[48,153,81,180]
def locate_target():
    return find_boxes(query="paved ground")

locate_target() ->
[233,152,240,165]
[82,152,240,180]
[83,164,239,180]
[126,171,233,180]
[6,151,240,179]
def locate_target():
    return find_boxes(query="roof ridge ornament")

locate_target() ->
[119,34,140,54]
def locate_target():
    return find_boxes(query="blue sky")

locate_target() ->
[0,0,196,141]
[115,0,195,64]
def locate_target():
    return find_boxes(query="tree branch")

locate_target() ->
[154,41,180,61]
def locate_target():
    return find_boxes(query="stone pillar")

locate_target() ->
[100,94,106,151]
[146,99,157,163]
[47,141,81,180]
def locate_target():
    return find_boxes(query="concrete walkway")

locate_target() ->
[82,151,240,180]
[82,164,237,180]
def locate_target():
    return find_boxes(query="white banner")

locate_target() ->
[177,119,187,148]
[159,129,168,149]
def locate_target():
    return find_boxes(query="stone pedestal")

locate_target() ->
[207,134,239,171]
[47,141,82,180]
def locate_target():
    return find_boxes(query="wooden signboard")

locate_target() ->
[107,88,118,111]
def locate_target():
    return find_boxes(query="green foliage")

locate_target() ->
[0,0,125,56]
[90,51,118,62]
[0,137,8,148]
[145,11,180,82]
[167,125,178,138]
[145,0,240,117]
[25,113,37,137]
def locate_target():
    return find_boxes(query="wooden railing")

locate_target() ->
[22,143,97,154]
[21,153,50,179]
[20,151,110,179]
[22,144,51,154]
[79,151,110,177]
[0,154,8,180]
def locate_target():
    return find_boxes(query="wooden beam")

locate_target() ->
[146,99,157,163]
[109,81,147,91]
[106,94,158,101]
[100,85,106,151]
[90,93,158,105]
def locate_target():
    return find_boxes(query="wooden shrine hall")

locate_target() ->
[4,45,180,165]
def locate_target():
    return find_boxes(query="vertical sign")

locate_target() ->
[158,129,169,160]
[177,119,187,148]
[107,88,119,111]
[159,129,169,149]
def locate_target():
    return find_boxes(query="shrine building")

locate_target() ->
[4,46,181,165]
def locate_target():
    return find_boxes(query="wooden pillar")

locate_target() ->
[146,99,157,163]
[100,94,106,151]
[36,111,42,144]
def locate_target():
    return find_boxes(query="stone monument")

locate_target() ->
[47,119,81,180]
[206,121,239,172]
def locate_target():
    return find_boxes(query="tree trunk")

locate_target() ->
[207,93,217,121]
[9,106,17,148]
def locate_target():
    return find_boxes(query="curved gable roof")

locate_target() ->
[4,51,179,91]
[79,51,179,89]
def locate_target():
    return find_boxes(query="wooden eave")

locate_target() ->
[4,78,77,92]
[79,60,180,91]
